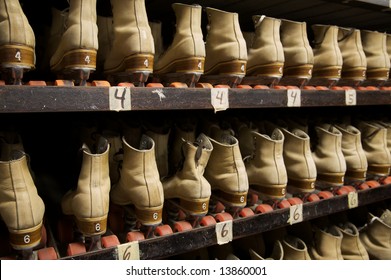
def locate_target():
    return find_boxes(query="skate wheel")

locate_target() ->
[356,182,370,190]
[54,79,74,86]
[214,84,230,88]
[177,209,187,221]
[67,242,86,256]
[214,212,233,222]
[91,80,110,87]
[315,86,329,90]
[101,235,120,248]
[126,231,145,242]
[196,82,213,88]
[306,193,320,202]
[146,82,164,88]
[37,247,58,260]
[317,191,334,199]
[379,176,391,185]
[199,215,216,227]
[277,199,291,209]
[286,85,300,89]
[0,80,5,86]
[27,80,46,86]
[273,85,287,89]
[287,197,303,205]
[336,185,356,195]
[169,82,188,88]
[237,85,252,89]
[173,221,192,232]
[117,82,135,87]
[366,180,381,188]
[155,224,173,236]
[303,86,316,90]
[341,86,354,90]
[214,201,226,213]
[57,217,74,244]
[239,207,255,217]
[380,86,391,90]
[253,85,270,89]
[255,204,274,214]
[331,86,344,90]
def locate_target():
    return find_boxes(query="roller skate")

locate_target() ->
[239,15,284,89]
[0,0,35,85]
[277,19,313,88]
[58,136,120,256]
[109,134,172,243]
[197,7,247,89]
[163,133,216,232]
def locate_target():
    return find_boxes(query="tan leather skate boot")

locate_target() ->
[360,209,391,259]
[154,3,205,87]
[361,30,390,86]
[310,24,343,86]
[336,222,369,260]
[280,19,314,86]
[104,0,154,86]
[0,150,45,252]
[337,27,367,85]
[201,7,247,87]
[204,132,249,213]
[334,124,368,183]
[242,15,284,86]
[61,136,110,239]
[245,128,287,200]
[280,127,317,195]
[110,135,164,227]
[355,120,391,178]
[250,240,284,260]
[0,0,35,84]
[282,235,311,260]
[163,134,213,218]
[309,225,344,260]
[312,124,346,189]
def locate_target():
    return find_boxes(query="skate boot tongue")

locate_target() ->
[380,209,391,226]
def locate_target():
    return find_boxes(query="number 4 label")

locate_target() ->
[215,220,233,245]
[287,89,301,107]
[109,86,131,111]
[211,88,229,112]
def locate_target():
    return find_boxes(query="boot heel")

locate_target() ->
[242,62,283,86]
[212,190,248,208]
[8,221,43,250]
[362,68,389,86]
[179,197,210,216]
[279,64,313,87]
[249,184,287,200]
[287,179,316,195]
[310,66,342,87]
[135,205,163,226]
[340,67,366,83]
[75,216,107,237]
[316,173,345,189]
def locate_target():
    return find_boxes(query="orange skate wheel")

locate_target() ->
[91,80,110,87]
[317,191,334,199]
[380,86,391,90]
[54,79,74,86]
[237,85,252,89]
[255,204,274,214]
[67,242,86,256]
[331,86,344,90]
[303,86,316,90]
[57,217,74,244]
[341,86,354,90]
[117,82,135,87]
[155,224,173,236]
[0,80,5,85]
[214,201,226,213]
[335,186,349,195]
[366,180,381,188]
[214,84,230,88]
[173,221,192,232]
[37,247,58,260]
[287,197,303,205]
[27,80,46,86]
[365,86,379,90]
[356,182,370,190]
[253,85,270,89]
[101,235,120,248]
[126,231,145,242]
[214,212,233,222]
[273,85,287,89]
[169,82,188,88]
[306,193,320,202]
[286,85,299,89]
[380,176,391,185]
[239,207,255,217]
[277,199,291,209]
[315,86,329,90]
[199,215,216,227]
[196,82,213,88]
[146,82,164,88]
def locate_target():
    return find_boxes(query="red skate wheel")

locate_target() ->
[366,180,381,188]
[331,86,344,90]
[196,82,213,88]
[146,82,164,88]
[214,212,233,222]
[255,204,274,214]
[379,176,391,185]
[0,80,5,85]
[365,86,379,90]
[101,235,120,248]
[126,231,145,242]
[277,199,291,209]
[91,80,110,87]
[214,84,230,88]
[315,86,329,90]
[169,82,188,88]
[341,86,354,90]
[356,182,370,190]
[273,85,287,89]
[37,247,58,260]
[54,79,74,86]
[287,197,303,205]
[336,186,355,195]
[27,80,46,86]
[117,82,135,87]
[303,86,316,90]
[317,191,334,199]
[57,217,74,244]
[237,85,252,89]
[380,86,391,90]
[155,224,173,236]
[286,85,299,89]
[306,193,320,202]
[239,207,255,217]
[67,242,86,256]
[253,85,270,89]
[199,215,216,227]
[173,221,192,232]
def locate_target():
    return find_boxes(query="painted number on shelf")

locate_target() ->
[109,86,131,111]
[211,88,229,112]
[215,220,233,245]
[345,89,356,106]
[288,204,303,225]
[348,192,359,209]
[117,241,140,260]
[287,89,301,107]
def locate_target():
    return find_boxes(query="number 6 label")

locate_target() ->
[109,86,131,111]
[215,220,233,245]
[117,241,140,260]
[348,192,358,209]
[288,203,303,225]
[211,88,229,112]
